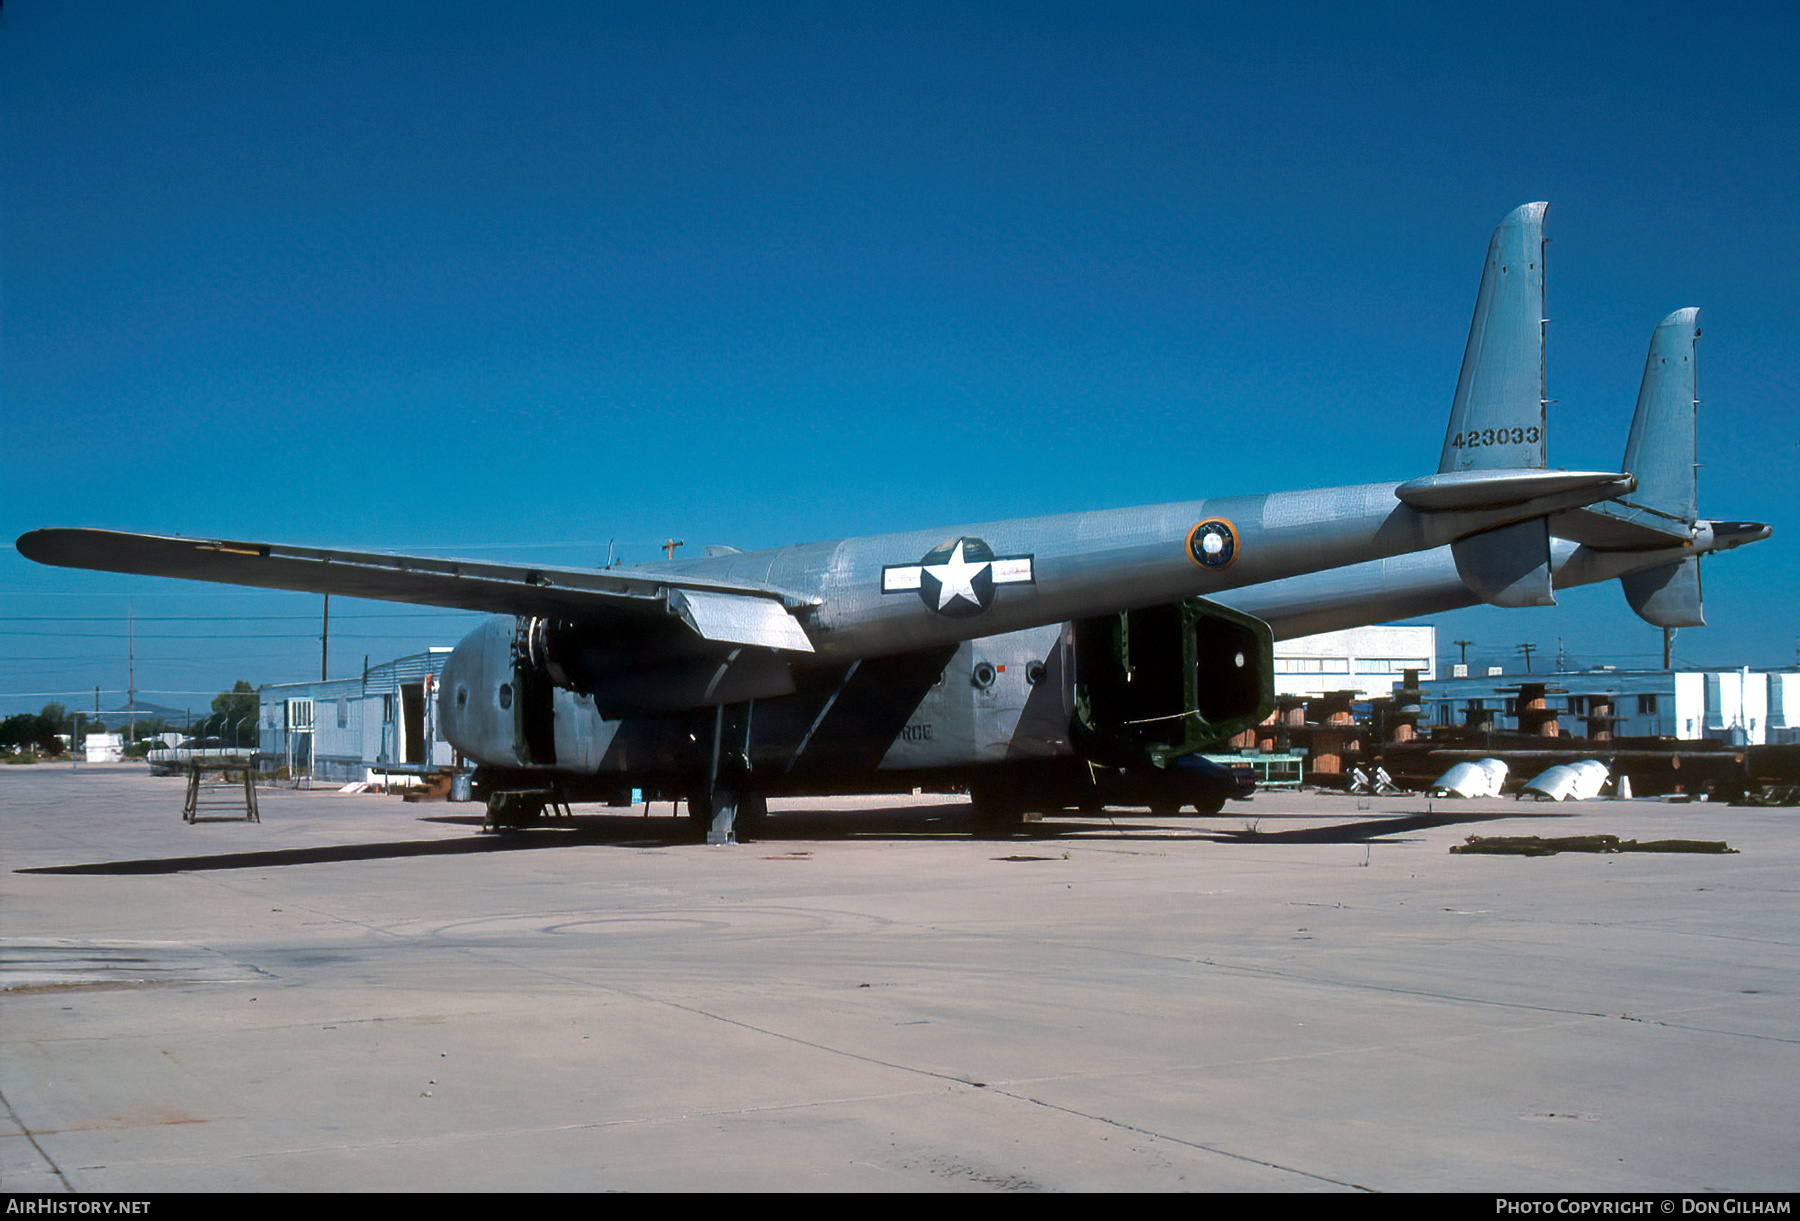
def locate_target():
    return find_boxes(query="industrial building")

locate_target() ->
[1272,625,1435,700]
[1416,667,1800,746]
[257,649,457,783]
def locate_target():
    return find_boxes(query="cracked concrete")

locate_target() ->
[3,765,1796,1191]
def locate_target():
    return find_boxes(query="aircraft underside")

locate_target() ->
[442,600,1274,836]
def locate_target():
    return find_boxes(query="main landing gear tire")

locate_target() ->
[686,790,768,843]
[484,790,544,833]
[686,790,714,841]
[735,792,768,843]
[969,784,1028,838]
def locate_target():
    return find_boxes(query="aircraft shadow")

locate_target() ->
[1198,806,1572,844]
[18,807,979,874]
[15,828,661,875]
[18,803,1570,874]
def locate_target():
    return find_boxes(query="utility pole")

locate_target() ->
[321,593,330,681]
[662,539,685,560]
[128,602,136,747]
[1454,639,1473,667]
[1516,642,1536,674]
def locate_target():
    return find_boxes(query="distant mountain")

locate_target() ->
[97,699,203,726]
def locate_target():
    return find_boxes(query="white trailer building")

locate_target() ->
[258,649,458,783]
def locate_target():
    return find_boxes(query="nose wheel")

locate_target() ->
[482,787,573,831]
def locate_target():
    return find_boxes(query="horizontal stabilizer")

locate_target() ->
[1622,557,1705,628]
[1452,518,1555,607]
[1549,505,1692,550]
[1396,469,1631,512]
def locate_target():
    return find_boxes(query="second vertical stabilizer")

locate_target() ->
[1622,557,1704,628]
[1617,308,1706,628]
[1622,308,1701,526]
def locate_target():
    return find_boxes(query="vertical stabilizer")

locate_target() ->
[1623,556,1705,628]
[1617,308,1706,627]
[1622,308,1701,526]
[1452,518,1556,606]
[1444,204,1555,605]
[1438,202,1549,473]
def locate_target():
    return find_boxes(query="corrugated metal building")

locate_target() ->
[1418,668,1800,746]
[1272,625,1437,700]
[258,649,458,782]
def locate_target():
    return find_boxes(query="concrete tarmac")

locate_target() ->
[2,763,1795,1192]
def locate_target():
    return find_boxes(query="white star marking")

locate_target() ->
[924,540,987,610]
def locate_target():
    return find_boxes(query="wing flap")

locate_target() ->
[667,588,816,652]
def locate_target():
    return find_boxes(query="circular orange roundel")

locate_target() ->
[1185,518,1239,569]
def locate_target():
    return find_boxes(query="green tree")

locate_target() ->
[123,716,168,742]
[1,713,63,755]
[199,681,258,745]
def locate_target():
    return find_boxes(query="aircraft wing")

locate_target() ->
[15,528,819,654]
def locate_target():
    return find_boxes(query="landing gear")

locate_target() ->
[688,788,768,844]
[969,782,1028,838]
[686,790,713,839]
[735,792,768,842]
[685,701,770,845]
[483,789,544,832]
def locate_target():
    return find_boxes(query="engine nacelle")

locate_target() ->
[1066,595,1273,769]
[440,614,804,771]
[436,617,565,768]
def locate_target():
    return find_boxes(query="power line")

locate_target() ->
[0,634,466,644]
[0,615,471,626]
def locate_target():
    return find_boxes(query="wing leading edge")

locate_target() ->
[15,528,818,654]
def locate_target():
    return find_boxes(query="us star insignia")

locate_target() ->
[882,537,1034,618]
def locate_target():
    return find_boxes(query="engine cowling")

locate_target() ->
[435,617,562,768]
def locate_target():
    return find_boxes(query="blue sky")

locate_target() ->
[3,1,1796,716]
